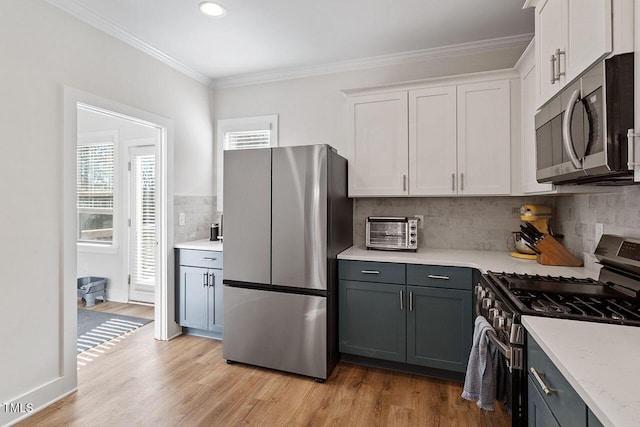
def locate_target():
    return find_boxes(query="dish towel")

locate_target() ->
[461,315,497,411]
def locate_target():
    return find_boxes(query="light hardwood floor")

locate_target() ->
[78,299,154,320]
[20,320,510,427]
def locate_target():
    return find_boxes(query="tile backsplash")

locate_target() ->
[553,186,640,271]
[354,196,553,252]
[174,195,220,243]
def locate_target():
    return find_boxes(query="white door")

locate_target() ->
[565,0,612,82]
[409,86,457,195]
[536,0,565,106]
[348,92,409,196]
[457,80,511,195]
[129,145,157,303]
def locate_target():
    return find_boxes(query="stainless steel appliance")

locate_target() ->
[222,144,352,381]
[535,53,633,185]
[475,234,640,426]
[365,216,418,251]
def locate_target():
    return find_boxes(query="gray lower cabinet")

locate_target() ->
[339,280,406,361]
[176,249,223,337]
[407,285,472,372]
[528,376,561,427]
[527,333,604,427]
[338,260,472,373]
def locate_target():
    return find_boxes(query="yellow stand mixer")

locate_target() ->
[510,204,552,260]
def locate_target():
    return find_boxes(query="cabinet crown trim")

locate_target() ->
[342,68,520,97]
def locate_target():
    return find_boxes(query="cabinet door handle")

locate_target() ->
[360,270,380,274]
[409,291,414,312]
[203,272,208,287]
[402,174,407,192]
[554,48,565,81]
[209,272,215,287]
[550,54,556,84]
[451,173,456,191]
[202,257,217,261]
[460,173,464,191]
[428,274,450,280]
[399,290,404,311]
[530,367,554,396]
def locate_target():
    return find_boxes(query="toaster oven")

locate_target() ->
[365,217,418,251]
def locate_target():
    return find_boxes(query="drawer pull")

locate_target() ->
[360,270,380,275]
[428,274,450,280]
[201,257,217,261]
[530,367,554,396]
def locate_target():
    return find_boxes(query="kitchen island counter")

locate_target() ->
[523,316,640,427]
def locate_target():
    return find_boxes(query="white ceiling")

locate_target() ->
[47,0,533,85]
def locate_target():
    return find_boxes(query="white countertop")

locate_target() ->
[338,246,595,278]
[523,316,640,427]
[174,239,223,251]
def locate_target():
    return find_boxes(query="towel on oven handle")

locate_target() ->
[461,315,498,411]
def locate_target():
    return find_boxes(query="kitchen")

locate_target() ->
[2,1,640,426]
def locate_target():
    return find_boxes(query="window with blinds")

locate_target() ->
[132,154,156,285]
[224,129,271,150]
[77,143,114,244]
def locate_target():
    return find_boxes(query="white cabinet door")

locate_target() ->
[536,0,565,106]
[457,80,511,195]
[409,86,457,196]
[520,48,554,194]
[565,0,612,82]
[348,92,409,196]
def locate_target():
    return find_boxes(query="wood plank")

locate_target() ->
[19,325,510,427]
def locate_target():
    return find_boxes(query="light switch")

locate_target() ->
[179,212,186,226]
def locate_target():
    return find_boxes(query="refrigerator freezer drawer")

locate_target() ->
[223,286,328,379]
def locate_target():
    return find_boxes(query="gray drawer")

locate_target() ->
[176,249,223,269]
[527,335,586,427]
[406,265,471,290]
[339,260,405,285]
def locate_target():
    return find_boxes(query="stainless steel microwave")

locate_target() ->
[366,216,418,251]
[535,53,634,185]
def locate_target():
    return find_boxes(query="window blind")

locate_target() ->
[133,154,156,285]
[224,129,271,150]
[77,143,114,209]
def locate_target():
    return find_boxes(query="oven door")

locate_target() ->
[475,278,527,426]
[365,217,409,249]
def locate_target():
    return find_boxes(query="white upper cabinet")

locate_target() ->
[536,0,565,104]
[348,92,408,196]
[516,40,555,194]
[457,80,511,195]
[409,86,457,196]
[347,71,515,197]
[527,0,631,108]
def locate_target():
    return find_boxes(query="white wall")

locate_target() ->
[212,44,526,206]
[77,109,159,303]
[0,1,212,424]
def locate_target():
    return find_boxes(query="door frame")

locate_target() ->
[64,87,179,344]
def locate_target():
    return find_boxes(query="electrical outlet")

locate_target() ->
[179,212,186,226]
[415,215,424,229]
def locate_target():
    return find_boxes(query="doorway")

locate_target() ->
[64,87,178,348]
[77,106,160,309]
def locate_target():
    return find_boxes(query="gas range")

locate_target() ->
[474,235,640,426]
[483,271,640,326]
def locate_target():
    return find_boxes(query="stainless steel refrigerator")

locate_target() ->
[222,144,352,380]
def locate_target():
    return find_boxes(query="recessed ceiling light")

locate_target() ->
[199,1,226,17]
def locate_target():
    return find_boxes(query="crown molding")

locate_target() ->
[212,33,533,89]
[45,0,213,86]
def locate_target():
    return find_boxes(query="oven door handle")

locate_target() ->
[562,89,584,170]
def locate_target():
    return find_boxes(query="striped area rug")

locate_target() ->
[77,309,152,368]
